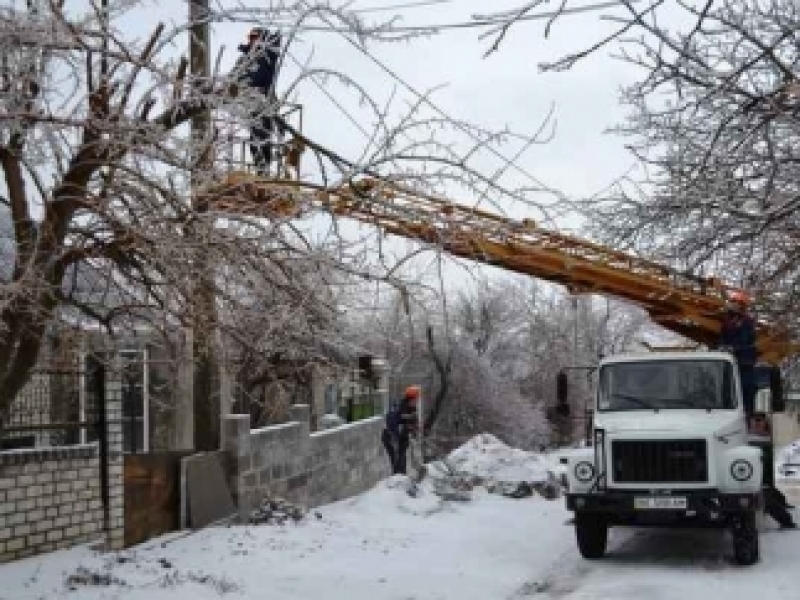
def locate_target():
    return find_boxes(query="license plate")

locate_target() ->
[634,496,687,510]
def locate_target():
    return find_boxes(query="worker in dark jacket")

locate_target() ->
[381,386,420,475]
[234,27,283,175]
[718,290,758,414]
[749,414,796,528]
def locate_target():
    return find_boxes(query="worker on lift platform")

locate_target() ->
[234,27,284,176]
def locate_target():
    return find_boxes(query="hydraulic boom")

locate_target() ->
[204,172,796,363]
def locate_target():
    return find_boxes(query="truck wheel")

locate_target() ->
[731,512,759,566]
[575,513,608,559]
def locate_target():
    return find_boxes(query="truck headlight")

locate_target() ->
[730,459,754,482]
[574,461,595,482]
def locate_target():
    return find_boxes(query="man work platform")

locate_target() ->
[717,290,796,529]
[233,27,284,176]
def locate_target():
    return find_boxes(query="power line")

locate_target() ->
[241,0,642,35]
[350,0,452,15]
[305,4,560,199]
[285,50,373,141]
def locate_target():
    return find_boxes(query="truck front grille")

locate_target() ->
[611,439,707,483]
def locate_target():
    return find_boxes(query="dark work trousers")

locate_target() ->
[381,429,398,474]
[753,439,796,528]
[396,432,410,475]
[250,114,279,176]
[739,365,756,415]
[764,486,796,528]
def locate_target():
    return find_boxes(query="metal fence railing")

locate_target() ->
[1,364,101,449]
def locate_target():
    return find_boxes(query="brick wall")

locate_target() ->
[0,444,123,562]
[0,365,125,563]
[224,405,388,518]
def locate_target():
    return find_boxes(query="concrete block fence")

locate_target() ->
[224,405,389,519]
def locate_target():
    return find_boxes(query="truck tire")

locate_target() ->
[731,511,759,566]
[575,513,608,559]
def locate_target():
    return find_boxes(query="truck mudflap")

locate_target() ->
[567,490,759,516]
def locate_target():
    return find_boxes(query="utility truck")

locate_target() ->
[565,351,786,566]
[208,152,798,567]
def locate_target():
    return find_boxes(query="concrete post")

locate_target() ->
[289,404,311,436]
[223,414,251,522]
[174,328,195,450]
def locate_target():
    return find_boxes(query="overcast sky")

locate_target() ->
[5,0,662,299]
[103,0,645,214]
[111,1,650,291]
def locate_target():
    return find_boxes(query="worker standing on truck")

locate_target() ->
[749,414,796,528]
[233,27,283,175]
[718,290,758,414]
[381,386,420,475]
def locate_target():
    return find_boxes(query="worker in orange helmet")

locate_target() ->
[718,289,758,414]
[380,386,420,475]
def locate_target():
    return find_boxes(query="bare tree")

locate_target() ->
[349,276,648,451]
[481,1,800,332]
[0,1,557,425]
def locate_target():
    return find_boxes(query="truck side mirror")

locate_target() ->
[770,367,785,413]
[557,370,569,404]
[358,354,376,386]
[555,370,571,416]
[754,365,785,413]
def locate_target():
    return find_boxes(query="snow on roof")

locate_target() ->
[600,350,735,365]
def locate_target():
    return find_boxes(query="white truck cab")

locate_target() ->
[565,351,784,566]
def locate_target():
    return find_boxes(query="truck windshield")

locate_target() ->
[598,360,736,411]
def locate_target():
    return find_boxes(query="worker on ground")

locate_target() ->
[381,386,420,475]
[234,27,283,176]
[718,290,758,414]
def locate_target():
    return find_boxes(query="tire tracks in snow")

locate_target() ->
[507,539,597,599]
[510,527,734,599]
[508,527,669,599]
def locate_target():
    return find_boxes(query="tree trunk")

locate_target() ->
[423,325,451,436]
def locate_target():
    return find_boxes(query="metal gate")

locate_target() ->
[123,451,191,547]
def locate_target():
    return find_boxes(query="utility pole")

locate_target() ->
[570,294,581,444]
[189,0,220,451]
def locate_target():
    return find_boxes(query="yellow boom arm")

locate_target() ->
[204,173,795,364]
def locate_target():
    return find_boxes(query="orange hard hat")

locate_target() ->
[727,289,751,308]
[404,385,421,400]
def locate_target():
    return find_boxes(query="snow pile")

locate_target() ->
[346,435,560,513]
[427,434,561,501]
[342,474,451,517]
[435,433,552,485]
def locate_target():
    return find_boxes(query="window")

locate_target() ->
[80,349,150,452]
[120,349,148,453]
[598,360,736,411]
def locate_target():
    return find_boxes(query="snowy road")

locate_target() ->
[3,436,800,600]
[2,482,800,600]
[532,524,800,600]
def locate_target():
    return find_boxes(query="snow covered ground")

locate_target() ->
[3,436,800,600]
